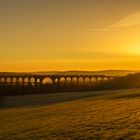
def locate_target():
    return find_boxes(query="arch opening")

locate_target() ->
[6,77,11,84]
[24,77,30,85]
[42,77,53,85]
[72,77,78,84]
[78,77,84,85]
[66,77,71,85]
[91,77,96,83]
[36,78,40,85]
[103,77,109,81]
[97,77,103,82]
[110,77,114,80]
[84,77,90,84]
[0,77,5,83]
[12,78,17,85]
[30,77,35,86]
[18,77,24,85]
[60,77,66,84]
[54,78,58,83]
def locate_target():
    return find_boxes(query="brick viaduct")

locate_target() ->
[0,74,119,86]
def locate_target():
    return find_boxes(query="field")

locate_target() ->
[1,89,140,139]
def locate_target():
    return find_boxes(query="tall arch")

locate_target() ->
[84,77,90,84]
[103,77,109,81]
[36,78,41,85]
[97,77,103,82]
[0,77,5,83]
[59,77,66,85]
[12,77,18,85]
[66,77,71,85]
[78,77,84,85]
[30,77,35,83]
[42,77,53,85]
[30,77,35,86]
[109,77,114,80]
[91,77,96,83]
[6,77,11,84]
[24,77,30,85]
[54,78,59,84]
[18,77,24,85]
[72,77,78,84]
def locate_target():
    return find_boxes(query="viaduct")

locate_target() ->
[0,74,119,86]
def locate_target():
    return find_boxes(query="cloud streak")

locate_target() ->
[89,11,140,31]
[88,28,109,31]
[111,12,140,28]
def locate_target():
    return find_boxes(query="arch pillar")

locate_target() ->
[22,77,26,85]
[95,77,98,83]
[51,77,56,86]
[76,77,79,85]
[83,77,86,85]
[88,77,92,85]
[40,78,44,86]
[34,78,38,86]
[69,76,73,85]
[28,78,31,86]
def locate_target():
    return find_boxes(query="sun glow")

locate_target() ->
[126,45,140,55]
[132,47,140,55]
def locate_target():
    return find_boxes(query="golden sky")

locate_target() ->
[1,0,140,72]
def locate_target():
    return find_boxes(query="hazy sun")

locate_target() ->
[131,46,140,55]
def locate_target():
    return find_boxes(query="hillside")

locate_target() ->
[0,89,140,139]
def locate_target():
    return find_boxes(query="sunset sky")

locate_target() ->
[1,0,140,72]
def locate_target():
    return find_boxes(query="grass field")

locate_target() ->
[1,89,140,139]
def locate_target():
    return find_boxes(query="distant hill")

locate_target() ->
[0,70,140,76]
[32,70,140,76]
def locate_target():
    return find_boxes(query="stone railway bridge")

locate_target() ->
[0,74,120,86]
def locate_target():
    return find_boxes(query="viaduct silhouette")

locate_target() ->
[0,74,119,86]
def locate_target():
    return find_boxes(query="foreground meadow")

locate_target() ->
[0,89,140,139]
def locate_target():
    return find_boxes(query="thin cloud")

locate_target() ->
[111,12,140,28]
[89,11,140,31]
[34,28,65,32]
[88,28,110,31]
[47,28,64,32]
